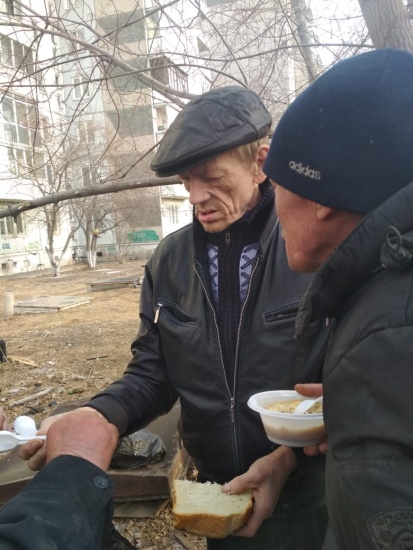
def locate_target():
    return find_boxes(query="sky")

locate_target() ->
[307,0,366,65]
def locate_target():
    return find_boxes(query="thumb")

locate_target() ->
[294,383,322,398]
[222,474,251,495]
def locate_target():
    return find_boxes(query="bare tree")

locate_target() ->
[1,0,413,276]
[358,0,413,50]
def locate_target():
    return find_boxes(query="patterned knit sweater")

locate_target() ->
[194,179,274,382]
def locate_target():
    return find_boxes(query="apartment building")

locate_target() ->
[0,0,74,274]
[0,0,318,274]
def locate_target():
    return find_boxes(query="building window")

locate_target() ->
[56,93,63,110]
[82,166,91,186]
[70,29,84,51]
[78,119,94,143]
[65,0,82,9]
[0,95,38,147]
[82,166,98,186]
[150,55,188,93]
[72,76,90,99]
[0,35,12,65]
[155,106,167,133]
[146,14,161,40]
[170,204,179,224]
[0,0,15,15]
[0,34,34,74]
[0,203,24,236]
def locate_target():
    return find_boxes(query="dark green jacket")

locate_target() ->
[0,456,113,549]
[296,182,413,549]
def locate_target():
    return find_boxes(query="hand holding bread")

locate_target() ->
[221,446,298,538]
[173,446,298,539]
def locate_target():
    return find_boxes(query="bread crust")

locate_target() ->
[172,481,253,539]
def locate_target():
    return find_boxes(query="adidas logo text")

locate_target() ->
[289,161,321,180]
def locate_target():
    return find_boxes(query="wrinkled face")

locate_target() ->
[179,151,265,233]
[272,182,322,273]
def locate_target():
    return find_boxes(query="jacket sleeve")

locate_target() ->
[325,325,413,549]
[0,455,113,550]
[85,262,179,435]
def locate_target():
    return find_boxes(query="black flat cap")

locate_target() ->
[151,86,272,177]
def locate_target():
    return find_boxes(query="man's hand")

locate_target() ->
[221,446,298,537]
[19,407,116,471]
[295,383,328,456]
[0,407,9,431]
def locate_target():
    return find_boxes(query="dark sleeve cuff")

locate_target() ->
[0,456,114,550]
[83,396,130,436]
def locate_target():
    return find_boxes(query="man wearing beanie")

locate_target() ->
[264,48,413,549]
[23,86,328,549]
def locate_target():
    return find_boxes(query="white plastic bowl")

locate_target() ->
[248,390,325,447]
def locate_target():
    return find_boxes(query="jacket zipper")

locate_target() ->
[195,250,261,474]
[193,264,231,400]
[231,256,261,470]
[154,303,163,324]
[230,397,235,423]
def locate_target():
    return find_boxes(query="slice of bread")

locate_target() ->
[172,479,253,539]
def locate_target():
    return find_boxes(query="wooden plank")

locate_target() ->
[87,277,141,292]
[113,498,169,519]
[14,295,91,313]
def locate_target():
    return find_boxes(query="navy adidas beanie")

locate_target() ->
[264,48,413,214]
[151,86,272,177]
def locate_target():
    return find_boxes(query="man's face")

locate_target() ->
[179,149,266,233]
[273,183,323,273]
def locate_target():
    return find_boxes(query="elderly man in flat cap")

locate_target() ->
[22,87,327,550]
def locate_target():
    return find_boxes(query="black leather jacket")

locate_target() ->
[295,182,413,549]
[88,204,324,488]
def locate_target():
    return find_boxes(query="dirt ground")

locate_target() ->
[0,260,207,550]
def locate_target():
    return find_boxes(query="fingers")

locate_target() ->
[303,444,322,456]
[19,439,48,471]
[222,475,251,496]
[295,383,323,398]
[38,413,66,433]
[0,407,9,431]
[303,434,328,456]
[232,507,262,538]
[227,473,275,538]
[223,450,295,538]
[18,414,60,471]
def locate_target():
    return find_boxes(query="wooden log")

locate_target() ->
[8,387,53,407]
[7,356,39,368]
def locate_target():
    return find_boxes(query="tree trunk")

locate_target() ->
[87,232,99,269]
[358,0,413,51]
[290,0,320,81]
[87,249,97,269]
[45,246,60,277]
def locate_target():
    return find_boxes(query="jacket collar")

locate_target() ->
[295,181,413,339]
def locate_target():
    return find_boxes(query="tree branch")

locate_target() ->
[1,178,182,219]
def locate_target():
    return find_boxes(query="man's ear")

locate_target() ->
[315,203,335,220]
[254,144,270,184]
